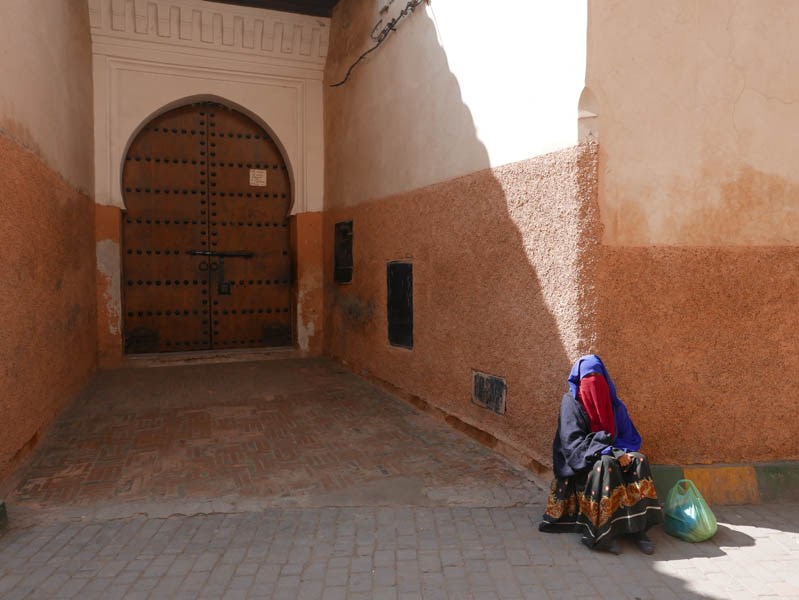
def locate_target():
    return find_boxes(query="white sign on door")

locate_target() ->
[249,169,267,187]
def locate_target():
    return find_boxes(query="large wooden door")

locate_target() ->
[122,102,292,353]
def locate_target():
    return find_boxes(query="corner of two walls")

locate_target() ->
[587,0,799,467]
[322,143,601,472]
[321,0,597,472]
[321,0,799,474]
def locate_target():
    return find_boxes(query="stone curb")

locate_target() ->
[651,462,799,506]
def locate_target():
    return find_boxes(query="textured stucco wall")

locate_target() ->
[0,1,96,481]
[594,247,799,464]
[325,0,587,207]
[0,137,96,482]
[323,0,597,468]
[587,0,799,464]
[324,0,799,470]
[324,145,599,469]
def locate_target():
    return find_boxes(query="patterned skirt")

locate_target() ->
[539,451,663,550]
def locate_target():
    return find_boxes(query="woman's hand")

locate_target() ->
[618,453,633,467]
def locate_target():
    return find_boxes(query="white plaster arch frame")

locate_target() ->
[119,93,297,214]
[90,0,327,215]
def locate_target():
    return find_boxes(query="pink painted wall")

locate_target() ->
[325,0,799,470]
[324,148,599,470]
[0,2,96,482]
[322,0,599,470]
[588,0,799,247]
[0,2,95,190]
[587,0,799,464]
[594,247,799,464]
[0,137,96,483]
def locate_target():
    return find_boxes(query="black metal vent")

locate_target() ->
[472,370,507,414]
[334,221,353,284]
[387,262,413,348]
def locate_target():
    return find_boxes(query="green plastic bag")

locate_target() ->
[663,479,717,542]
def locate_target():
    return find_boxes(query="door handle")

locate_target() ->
[216,257,231,295]
[188,251,252,294]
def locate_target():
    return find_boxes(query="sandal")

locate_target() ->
[634,532,655,555]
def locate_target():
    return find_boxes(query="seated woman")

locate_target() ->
[539,355,662,554]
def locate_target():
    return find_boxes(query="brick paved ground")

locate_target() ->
[8,358,536,520]
[1,358,798,599]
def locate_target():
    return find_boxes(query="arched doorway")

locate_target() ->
[122,101,292,353]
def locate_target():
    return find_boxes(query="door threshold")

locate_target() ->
[124,347,300,368]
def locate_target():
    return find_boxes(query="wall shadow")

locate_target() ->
[586,1,799,467]
[649,524,753,561]
[317,2,781,597]
[323,0,596,473]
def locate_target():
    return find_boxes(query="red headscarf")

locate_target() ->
[578,374,616,435]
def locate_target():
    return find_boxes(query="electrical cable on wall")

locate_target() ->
[330,0,430,88]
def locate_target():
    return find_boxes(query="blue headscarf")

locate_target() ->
[568,354,618,404]
[567,354,642,452]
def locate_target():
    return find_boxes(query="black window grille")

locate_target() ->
[387,261,413,348]
[334,221,353,284]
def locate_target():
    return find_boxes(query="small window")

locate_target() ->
[334,221,353,284]
[387,261,412,348]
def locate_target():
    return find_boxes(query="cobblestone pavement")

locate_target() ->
[1,358,798,599]
[1,503,798,599]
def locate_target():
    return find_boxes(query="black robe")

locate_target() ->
[552,392,614,478]
[542,393,663,548]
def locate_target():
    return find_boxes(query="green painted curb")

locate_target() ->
[652,462,799,505]
[755,463,799,503]
[651,465,684,503]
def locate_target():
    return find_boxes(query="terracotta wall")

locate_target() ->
[0,2,96,481]
[587,0,799,464]
[292,212,325,355]
[324,146,599,470]
[594,247,799,464]
[323,0,598,468]
[95,205,123,366]
[325,0,799,469]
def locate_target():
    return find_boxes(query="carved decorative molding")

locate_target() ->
[88,0,329,66]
